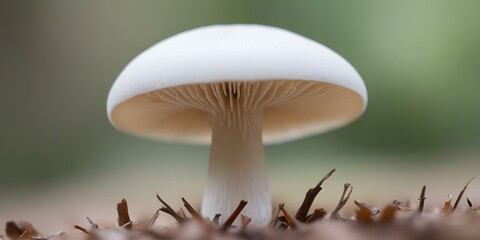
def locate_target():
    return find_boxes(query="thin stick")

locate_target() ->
[418,186,426,213]
[177,208,187,219]
[74,225,89,234]
[279,203,297,229]
[453,177,475,210]
[147,208,161,228]
[160,207,185,223]
[86,217,99,229]
[331,183,353,219]
[182,197,202,220]
[157,194,185,223]
[156,194,176,215]
[221,200,248,230]
[295,169,335,222]
[269,205,282,227]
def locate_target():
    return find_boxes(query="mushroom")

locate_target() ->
[107,24,367,226]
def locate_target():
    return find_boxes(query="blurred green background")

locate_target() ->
[1,0,480,232]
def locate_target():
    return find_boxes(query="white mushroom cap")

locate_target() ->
[107,24,367,144]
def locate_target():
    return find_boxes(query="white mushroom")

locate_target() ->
[107,24,367,226]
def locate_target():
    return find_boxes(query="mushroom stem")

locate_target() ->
[202,110,271,226]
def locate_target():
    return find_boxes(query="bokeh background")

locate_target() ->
[2,0,480,233]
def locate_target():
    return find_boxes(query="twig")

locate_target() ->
[269,205,282,227]
[74,225,89,234]
[305,208,327,223]
[221,200,248,230]
[86,217,99,229]
[160,207,185,223]
[418,186,427,213]
[120,222,133,229]
[453,177,475,210]
[279,203,297,229]
[157,194,185,223]
[147,208,161,228]
[295,169,335,222]
[182,197,202,220]
[156,194,176,214]
[117,199,132,229]
[331,183,353,219]
[177,208,187,219]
